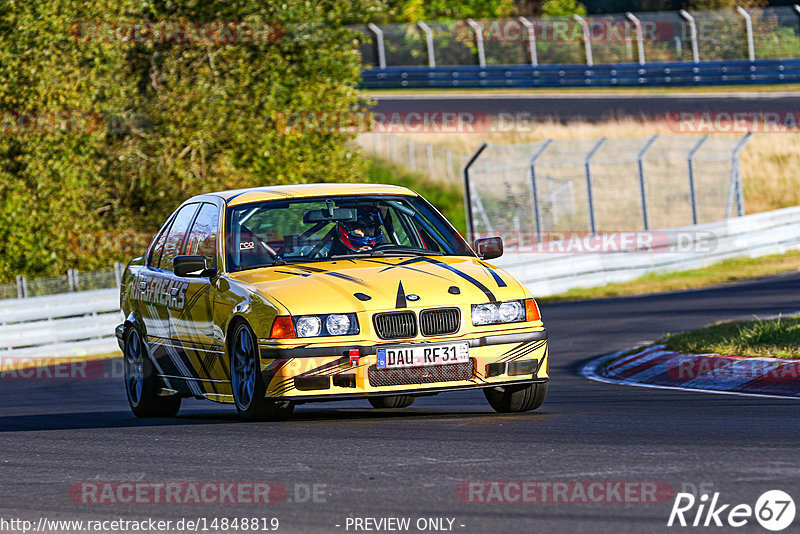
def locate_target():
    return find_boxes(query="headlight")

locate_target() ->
[498,301,525,322]
[292,313,359,338]
[472,300,528,326]
[296,316,322,338]
[326,314,351,336]
[472,303,499,325]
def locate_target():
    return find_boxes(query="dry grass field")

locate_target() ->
[397,119,800,215]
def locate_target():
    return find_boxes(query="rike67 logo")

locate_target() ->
[668,490,795,531]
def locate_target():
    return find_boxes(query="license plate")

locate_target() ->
[376,342,469,370]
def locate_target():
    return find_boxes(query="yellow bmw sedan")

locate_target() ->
[116,184,548,420]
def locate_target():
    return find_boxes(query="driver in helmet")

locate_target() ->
[334,208,384,253]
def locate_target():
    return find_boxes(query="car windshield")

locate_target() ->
[225,195,472,271]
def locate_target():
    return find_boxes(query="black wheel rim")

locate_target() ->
[124,330,144,406]
[232,327,256,410]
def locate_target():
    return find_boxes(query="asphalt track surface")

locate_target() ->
[371,92,800,122]
[2,271,800,533]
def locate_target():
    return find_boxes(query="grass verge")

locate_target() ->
[538,250,800,304]
[665,315,800,359]
[365,156,466,235]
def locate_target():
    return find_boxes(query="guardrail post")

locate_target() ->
[585,138,606,234]
[16,275,27,299]
[367,23,386,69]
[466,19,486,68]
[679,10,700,63]
[67,269,76,292]
[726,132,752,218]
[417,21,436,67]
[529,139,553,242]
[573,15,593,66]
[626,12,646,65]
[519,17,538,66]
[687,136,709,225]
[736,7,755,61]
[463,142,488,241]
[114,262,123,287]
[636,135,658,230]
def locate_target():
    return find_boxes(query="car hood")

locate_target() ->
[228,255,528,315]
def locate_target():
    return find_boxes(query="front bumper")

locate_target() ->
[115,324,125,351]
[258,329,548,400]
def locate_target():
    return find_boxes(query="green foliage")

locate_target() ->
[0,0,380,280]
[540,0,586,17]
[386,0,515,22]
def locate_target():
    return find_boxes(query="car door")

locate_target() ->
[168,201,228,395]
[142,202,203,396]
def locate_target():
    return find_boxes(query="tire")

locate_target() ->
[484,382,548,413]
[230,321,294,421]
[368,395,416,409]
[124,327,181,418]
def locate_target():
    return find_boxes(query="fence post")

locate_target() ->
[367,23,386,69]
[679,10,699,63]
[408,138,416,171]
[529,139,553,242]
[626,12,646,64]
[573,15,594,66]
[726,132,752,218]
[636,135,658,230]
[519,17,538,66]
[687,135,709,225]
[584,138,606,234]
[736,7,755,61]
[466,19,486,68]
[446,149,453,180]
[463,142,488,242]
[67,269,76,292]
[16,275,27,299]
[417,21,436,67]
[794,5,800,42]
[426,144,435,179]
[390,134,397,163]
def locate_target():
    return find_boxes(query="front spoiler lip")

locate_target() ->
[259,329,547,360]
[277,378,549,404]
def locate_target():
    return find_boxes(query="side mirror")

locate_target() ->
[174,255,210,277]
[474,237,503,260]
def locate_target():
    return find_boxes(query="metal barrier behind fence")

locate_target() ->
[357,6,800,68]
[463,134,751,239]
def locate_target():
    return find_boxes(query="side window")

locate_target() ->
[159,203,199,271]
[184,203,219,267]
[148,220,172,268]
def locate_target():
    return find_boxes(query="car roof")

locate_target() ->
[197,183,418,207]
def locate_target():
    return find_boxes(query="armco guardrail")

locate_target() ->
[0,288,119,360]
[493,205,800,297]
[361,58,800,88]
